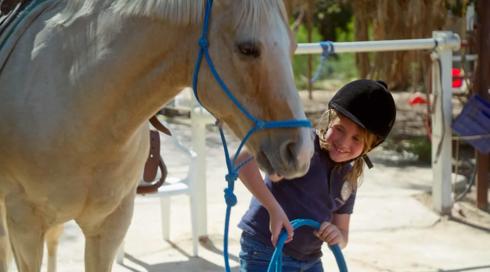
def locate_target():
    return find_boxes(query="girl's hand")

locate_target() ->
[268,205,293,246]
[314,221,343,246]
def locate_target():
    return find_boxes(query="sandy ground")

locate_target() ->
[13,90,490,272]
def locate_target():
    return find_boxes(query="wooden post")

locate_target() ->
[473,1,490,210]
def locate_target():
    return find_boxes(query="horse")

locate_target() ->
[0,0,314,271]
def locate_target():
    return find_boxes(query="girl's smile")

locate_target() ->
[323,115,365,163]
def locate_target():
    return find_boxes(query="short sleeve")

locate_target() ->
[335,189,356,214]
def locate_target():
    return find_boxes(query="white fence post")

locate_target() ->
[191,106,212,238]
[431,31,460,214]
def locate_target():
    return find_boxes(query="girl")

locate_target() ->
[237,79,397,272]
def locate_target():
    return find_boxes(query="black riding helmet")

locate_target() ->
[328,79,396,167]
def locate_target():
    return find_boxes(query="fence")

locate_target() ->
[184,31,460,216]
[296,31,461,214]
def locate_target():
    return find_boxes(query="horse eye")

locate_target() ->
[237,42,261,58]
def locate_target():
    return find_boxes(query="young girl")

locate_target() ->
[236,79,396,272]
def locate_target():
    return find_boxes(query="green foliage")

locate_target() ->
[294,23,323,43]
[292,18,358,90]
[446,0,465,17]
[313,0,353,41]
[405,137,432,164]
[384,136,432,164]
[335,19,355,42]
[292,24,322,88]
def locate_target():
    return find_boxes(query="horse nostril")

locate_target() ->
[280,140,297,166]
[277,135,313,178]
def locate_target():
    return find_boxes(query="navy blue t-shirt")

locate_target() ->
[238,134,356,261]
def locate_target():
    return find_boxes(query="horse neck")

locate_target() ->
[71,15,201,143]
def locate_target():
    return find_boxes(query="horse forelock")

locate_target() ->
[232,0,288,39]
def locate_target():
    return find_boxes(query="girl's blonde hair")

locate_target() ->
[316,109,379,191]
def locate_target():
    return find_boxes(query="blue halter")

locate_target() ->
[191,0,312,271]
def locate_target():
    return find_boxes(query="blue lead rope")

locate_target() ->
[268,219,348,272]
[191,1,312,271]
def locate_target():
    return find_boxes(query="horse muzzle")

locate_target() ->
[256,127,314,179]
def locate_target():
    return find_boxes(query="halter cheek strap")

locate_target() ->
[191,1,311,271]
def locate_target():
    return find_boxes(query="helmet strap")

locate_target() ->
[362,154,374,169]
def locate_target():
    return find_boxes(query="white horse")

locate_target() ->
[0,0,314,271]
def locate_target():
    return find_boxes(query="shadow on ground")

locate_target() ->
[120,238,240,272]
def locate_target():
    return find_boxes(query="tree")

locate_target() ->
[352,0,447,91]
[473,0,490,210]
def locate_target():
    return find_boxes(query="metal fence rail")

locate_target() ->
[296,38,437,54]
[295,31,461,214]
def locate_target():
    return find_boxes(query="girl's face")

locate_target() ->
[323,115,366,163]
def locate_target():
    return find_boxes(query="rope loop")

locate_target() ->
[198,38,209,49]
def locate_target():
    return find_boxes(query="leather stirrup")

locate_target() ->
[137,116,170,194]
[149,115,171,135]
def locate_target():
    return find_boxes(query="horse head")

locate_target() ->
[0,0,315,270]
[194,0,314,178]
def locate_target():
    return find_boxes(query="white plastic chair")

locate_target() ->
[117,123,202,264]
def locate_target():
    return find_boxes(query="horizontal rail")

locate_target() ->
[296,36,460,55]
[453,54,478,62]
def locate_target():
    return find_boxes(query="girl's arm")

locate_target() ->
[314,213,350,248]
[235,151,293,246]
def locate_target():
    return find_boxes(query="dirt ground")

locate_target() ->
[14,88,490,272]
[302,88,490,226]
[122,90,490,271]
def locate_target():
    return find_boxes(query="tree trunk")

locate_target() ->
[354,0,446,91]
[473,0,490,210]
[352,0,374,78]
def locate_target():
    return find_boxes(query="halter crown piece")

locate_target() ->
[191,0,312,271]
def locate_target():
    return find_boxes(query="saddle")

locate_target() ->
[0,0,28,14]
[0,0,27,38]
[137,116,172,195]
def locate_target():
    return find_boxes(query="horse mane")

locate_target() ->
[55,0,288,30]
[110,0,205,25]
